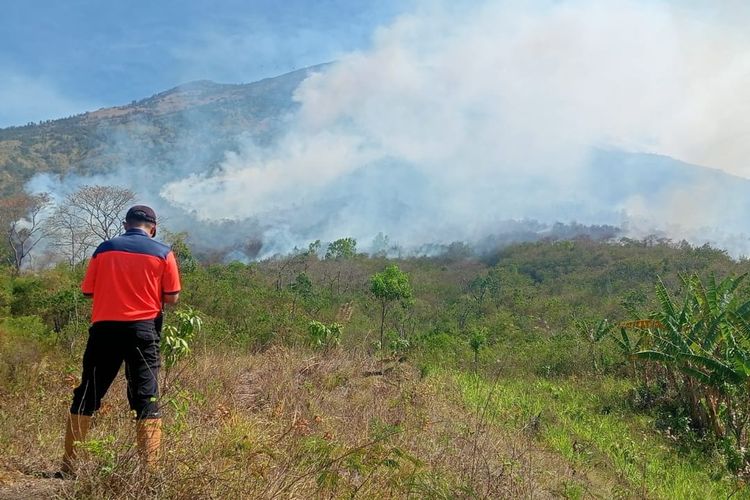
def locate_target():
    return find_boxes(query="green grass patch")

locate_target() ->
[453,372,744,499]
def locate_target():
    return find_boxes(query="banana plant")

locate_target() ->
[619,274,750,444]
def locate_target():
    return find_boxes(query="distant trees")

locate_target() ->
[371,232,390,257]
[0,184,138,270]
[325,238,357,260]
[0,193,51,272]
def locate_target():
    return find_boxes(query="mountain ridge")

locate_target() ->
[0,64,330,195]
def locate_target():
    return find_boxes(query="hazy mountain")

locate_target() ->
[0,64,329,195]
[3,64,749,257]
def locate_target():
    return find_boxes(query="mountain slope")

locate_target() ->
[0,65,328,195]
[3,63,750,257]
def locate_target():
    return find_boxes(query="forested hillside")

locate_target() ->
[2,237,749,498]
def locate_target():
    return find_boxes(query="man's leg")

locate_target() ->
[124,320,162,467]
[63,323,124,475]
[61,414,91,477]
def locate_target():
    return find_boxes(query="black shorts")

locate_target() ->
[70,318,161,419]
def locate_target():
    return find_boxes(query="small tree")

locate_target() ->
[289,272,313,314]
[162,307,203,388]
[371,232,390,257]
[370,264,413,349]
[573,318,611,373]
[306,240,322,257]
[163,231,197,273]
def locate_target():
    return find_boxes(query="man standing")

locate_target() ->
[61,205,181,475]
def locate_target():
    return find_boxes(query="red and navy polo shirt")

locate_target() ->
[81,228,181,323]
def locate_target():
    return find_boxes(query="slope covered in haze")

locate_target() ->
[2,64,750,257]
[0,65,328,196]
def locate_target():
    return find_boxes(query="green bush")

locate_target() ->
[162,307,203,369]
[307,320,342,351]
[2,315,51,339]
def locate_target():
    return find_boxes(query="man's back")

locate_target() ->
[81,228,181,323]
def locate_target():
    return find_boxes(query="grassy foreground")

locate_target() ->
[455,373,744,499]
[2,337,746,498]
[2,340,609,499]
[3,239,750,498]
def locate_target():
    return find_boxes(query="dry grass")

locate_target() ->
[1,344,607,499]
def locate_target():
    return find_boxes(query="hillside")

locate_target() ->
[4,63,750,213]
[0,65,328,196]
[1,238,748,497]
[3,63,750,258]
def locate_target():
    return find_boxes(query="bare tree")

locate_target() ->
[47,185,135,266]
[0,193,51,272]
[47,205,98,266]
[66,185,136,241]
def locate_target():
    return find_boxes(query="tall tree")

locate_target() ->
[46,204,97,266]
[325,238,357,260]
[0,193,51,272]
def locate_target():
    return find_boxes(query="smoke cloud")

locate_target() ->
[27,0,750,257]
[158,1,750,252]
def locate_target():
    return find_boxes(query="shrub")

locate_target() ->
[307,321,342,351]
[162,307,203,369]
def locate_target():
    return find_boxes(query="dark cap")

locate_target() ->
[125,205,157,224]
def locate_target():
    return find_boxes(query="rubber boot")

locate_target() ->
[136,418,162,469]
[61,413,91,477]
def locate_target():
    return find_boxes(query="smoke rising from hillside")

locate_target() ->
[156,0,750,254]
[26,1,750,257]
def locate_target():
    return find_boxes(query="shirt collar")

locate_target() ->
[125,228,150,237]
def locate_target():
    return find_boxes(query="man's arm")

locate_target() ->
[162,251,182,305]
[81,255,99,297]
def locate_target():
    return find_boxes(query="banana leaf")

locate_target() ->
[655,278,676,322]
[678,365,713,386]
[634,350,675,363]
[680,353,744,384]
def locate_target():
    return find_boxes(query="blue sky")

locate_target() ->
[0,0,405,127]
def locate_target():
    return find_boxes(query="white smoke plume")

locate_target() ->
[27,0,750,257]
[156,0,750,253]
